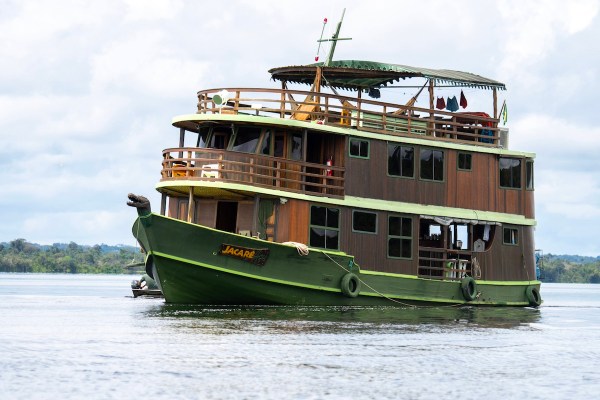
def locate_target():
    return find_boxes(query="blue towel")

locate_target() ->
[446,96,459,112]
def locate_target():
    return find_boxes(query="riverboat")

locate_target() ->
[128,14,541,307]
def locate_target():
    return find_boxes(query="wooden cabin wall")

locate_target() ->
[168,196,188,220]
[524,190,535,219]
[476,225,535,281]
[340,209,415,275]
[194,199,217,228]
[236,201,255,233]
[275,199,309,244]
[345,139,533,218]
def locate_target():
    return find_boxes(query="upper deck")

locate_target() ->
[192,86,504,147]
[190,59,507,146]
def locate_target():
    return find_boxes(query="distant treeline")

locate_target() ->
[540,254,600,283]
[0,239,144,274]
[1,239,599,282]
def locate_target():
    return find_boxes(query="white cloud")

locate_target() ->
[90,29,209,98]
[124,0,183,21]
[497,0,599,85]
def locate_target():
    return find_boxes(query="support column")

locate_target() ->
[493,88,498,119]
[428,80,435,136]
[160,193,167,216]
[187,187,194,223]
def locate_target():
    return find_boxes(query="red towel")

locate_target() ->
[460,90,468,108]
[436,97,446,110]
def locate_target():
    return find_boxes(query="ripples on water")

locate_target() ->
[1,274,599,400]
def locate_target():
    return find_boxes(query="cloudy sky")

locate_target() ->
[1,0,599,256]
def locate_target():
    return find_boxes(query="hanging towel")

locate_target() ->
[446,96,459,112]
[460,90,468,108]
[436,97,446,110]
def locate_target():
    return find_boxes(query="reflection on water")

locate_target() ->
[144,304,541,333]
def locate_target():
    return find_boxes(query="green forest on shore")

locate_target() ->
[1,239,599,283]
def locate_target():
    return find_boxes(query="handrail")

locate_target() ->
[196,87,501,146]
[418,246,473,281]
[161,148,345,198]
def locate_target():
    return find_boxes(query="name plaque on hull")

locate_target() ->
[218,244,270,266]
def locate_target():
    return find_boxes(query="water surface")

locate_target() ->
[1,274,598,399]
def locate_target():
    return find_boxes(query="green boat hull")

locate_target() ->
[132,213,542,307]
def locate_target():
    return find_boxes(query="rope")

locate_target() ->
[322,252,462,309]
[472,256,482,279]
[282,242,309,256]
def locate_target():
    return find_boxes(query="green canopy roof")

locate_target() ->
[269,60,505,91]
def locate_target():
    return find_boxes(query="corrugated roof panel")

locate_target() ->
[269,60,505,91]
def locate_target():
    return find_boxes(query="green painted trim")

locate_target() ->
[359,269,540,286]
[348,137,371,159]
[156,181,536,226]
[172,113,535,158]
[360,270,421,279]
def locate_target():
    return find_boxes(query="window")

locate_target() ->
[420,148,444,181]
[526,160,534,190]
[291,133,303,160]
[388,216,412,259]
[260,130,271,155]
[503,227,519,245]
[499,157,522,189]
[231,128,261,153]
[352,210,377,234]
[350,138,370,158]
[208,131,229,149]
[388,144,414,177]
[458,152,472,171]
[309,206,340,250]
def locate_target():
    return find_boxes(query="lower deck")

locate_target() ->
[162,194,536,282]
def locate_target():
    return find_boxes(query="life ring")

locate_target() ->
[340,273,361,298]
[526,286,542,307]
[460,277,477,301]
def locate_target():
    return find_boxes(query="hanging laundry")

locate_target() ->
[460,90,467,108]
[446,96,459,112]
[436,97,446,110]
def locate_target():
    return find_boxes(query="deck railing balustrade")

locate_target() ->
[161,148,345,198]
[196,88,501,146]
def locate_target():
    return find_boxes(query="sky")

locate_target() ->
[1,0,599,256]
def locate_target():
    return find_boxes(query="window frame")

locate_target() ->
[419,148,445,182]
[352,210,378,234]
[349,137,370,159]
[457,152,472,171]
[387,143,415,179]
[387,215,413,260]
[309,205,340,250]
[502,227,519,246]
[499,157,522,189]
[526,160,534,190]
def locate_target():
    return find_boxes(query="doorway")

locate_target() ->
[216,201,238,233]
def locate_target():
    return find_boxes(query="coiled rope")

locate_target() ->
[282,241,310,256]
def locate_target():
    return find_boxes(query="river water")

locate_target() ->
[0,274,598,399]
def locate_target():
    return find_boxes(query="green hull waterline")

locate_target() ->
[132,213,541,307]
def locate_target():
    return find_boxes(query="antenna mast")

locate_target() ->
[317,8,351,66]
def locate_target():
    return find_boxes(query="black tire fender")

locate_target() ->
[340,273,361,298]
[526,286,542,307]
[461,276,477,301]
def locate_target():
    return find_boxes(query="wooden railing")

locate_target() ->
[161,148,345,198]
[197,88,501,146]
[418,247,473,281]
